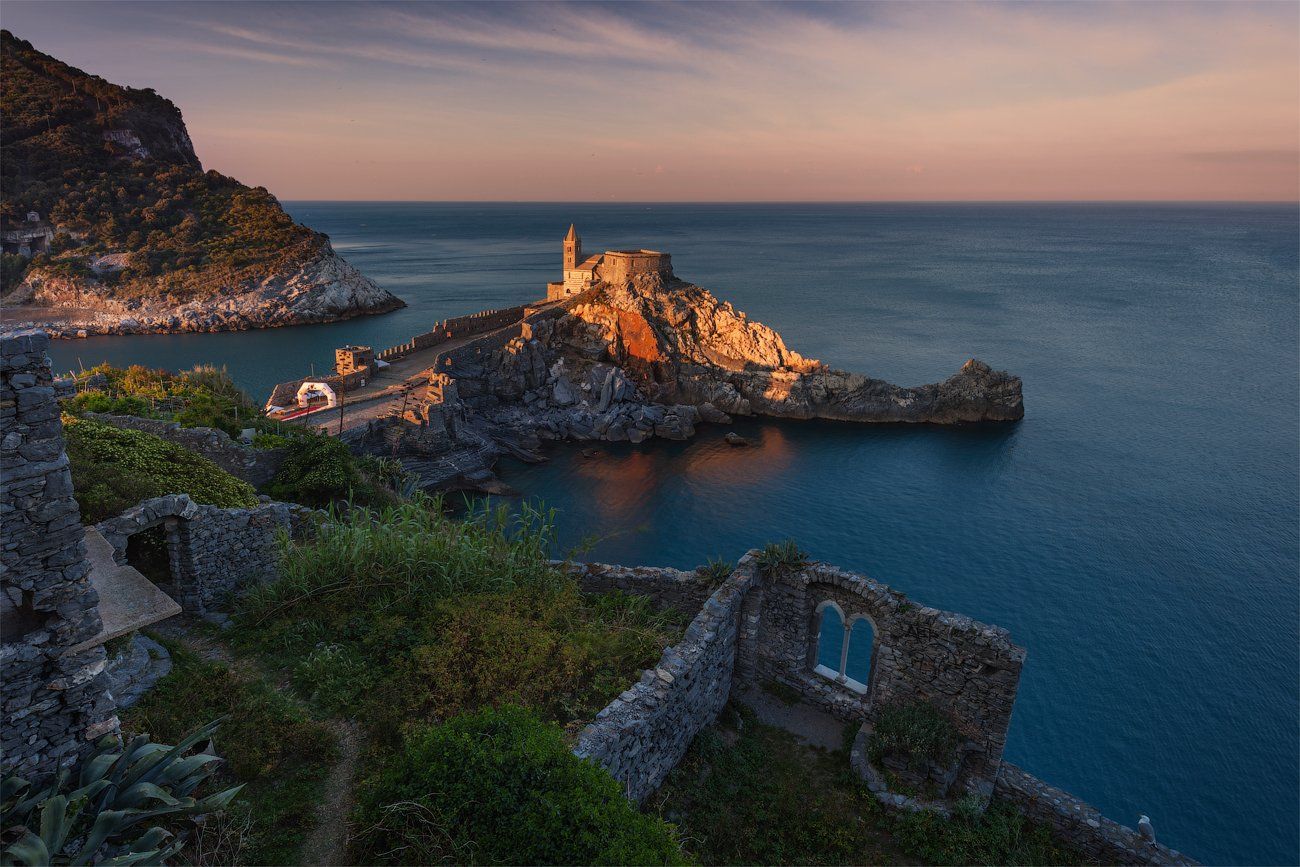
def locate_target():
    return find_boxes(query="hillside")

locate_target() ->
[0,31,403,334]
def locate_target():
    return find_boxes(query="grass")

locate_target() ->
[234,497,683,746]
[120,637,336,866]
[868,701,962,772]
[756,539,807,574]
[651,702,1082,866]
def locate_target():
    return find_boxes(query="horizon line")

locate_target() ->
[277,199,1300,205]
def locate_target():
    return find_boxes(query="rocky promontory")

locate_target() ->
[5,240,403,337]
[0,31,403,336]
[352,271,1022,491]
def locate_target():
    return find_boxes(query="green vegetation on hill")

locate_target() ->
[353,705,684,866]
[652,703,1080,866]
[65,362,264,437]
[64,415,258,522]
[236,499,682,746]
[121,638,336,866]
[1,30,325,297]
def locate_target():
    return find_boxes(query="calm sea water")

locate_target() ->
[47,203,1299,865]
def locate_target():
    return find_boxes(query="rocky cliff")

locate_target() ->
[0,31,403,335]
[354,272,1022,491]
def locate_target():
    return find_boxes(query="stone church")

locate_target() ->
[546,224,673,300]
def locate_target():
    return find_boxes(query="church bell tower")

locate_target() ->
[563,223,582,270]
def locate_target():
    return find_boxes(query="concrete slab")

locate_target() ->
[67,528,181,654]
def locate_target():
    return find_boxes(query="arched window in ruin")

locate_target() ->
[844,617,874,690]
[815,602,845,677]
[813,601,872,694]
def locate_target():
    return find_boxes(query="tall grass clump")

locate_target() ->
[245,495,562,617]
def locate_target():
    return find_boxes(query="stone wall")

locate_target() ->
[95,494,316,616]
[84,413,288,486]
[995,763,1197,866]
[740,561,1024,804]
[596,250,673,284]
[1,329,117,781]
[376,305,529,361]
[560,560,716,618]
[573,555,759,803]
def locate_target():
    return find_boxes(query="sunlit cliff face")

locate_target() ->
[4,1,1295,201]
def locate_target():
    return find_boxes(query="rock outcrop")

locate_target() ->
[8,242,403,337]
[356,272,1022,493]
[0,30,403,336]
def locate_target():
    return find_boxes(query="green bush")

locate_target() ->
[237,499,679,745]
[64,415,258,522]
[352,705,684,866]
[263,435,364,506]
[867,702,961,772]
[63,363,261,438]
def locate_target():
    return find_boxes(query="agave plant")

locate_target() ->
[1,718,243,866]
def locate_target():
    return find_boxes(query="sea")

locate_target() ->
[45,202,1299,865]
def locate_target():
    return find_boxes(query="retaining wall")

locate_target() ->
[995,762,1197,866]
[1,329,117,780]
[573,555,760,803]
[376,305,529,361]
[95,494,317,615]
[560,560,716,618]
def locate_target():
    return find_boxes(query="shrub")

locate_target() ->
[352,705,684,865]
[756,539,807,574]
[64,415,258,522]
[0,719,242,866]
[867,701,961,772]
[263,435,363,507]
[245,497,560,614]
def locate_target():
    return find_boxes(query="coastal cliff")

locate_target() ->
[0,31,403,335]
[546,275,1024,424]
[357,271,1022,490]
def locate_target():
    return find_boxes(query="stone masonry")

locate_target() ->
[578,550,1198,863]
[95,494,316,616]
[1,329,117,780]
[574,554,760,803]
[742,560,1024,806]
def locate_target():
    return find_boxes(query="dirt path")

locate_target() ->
[153,617,361,866]
[299,718,362,867]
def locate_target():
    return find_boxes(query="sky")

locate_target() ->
[3,1,1297,201]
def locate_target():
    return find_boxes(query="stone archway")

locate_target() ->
[96,495,203,611]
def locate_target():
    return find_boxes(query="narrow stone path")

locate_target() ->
[151,616,360,866]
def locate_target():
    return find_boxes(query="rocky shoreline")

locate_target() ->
[3,243,404,337]
[343,274,1024,492]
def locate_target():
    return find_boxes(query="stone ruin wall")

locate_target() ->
[743,561,1023,802]
[83,413,288,487]
[995,763,1197,866]
[95,494,316,617]
[560,560,716,619]
[577,551,1196,864]
[376,304,530,361]
[573,555,760,804]
[1,329,117,781]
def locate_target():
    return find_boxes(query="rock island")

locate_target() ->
[266,225,1024,491]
